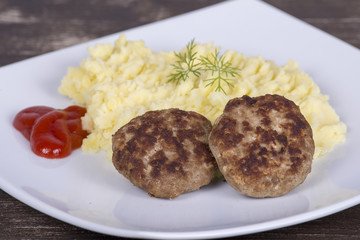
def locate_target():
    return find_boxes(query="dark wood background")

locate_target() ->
[1,0,359,239]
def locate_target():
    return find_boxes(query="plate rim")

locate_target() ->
[1,174,359,239]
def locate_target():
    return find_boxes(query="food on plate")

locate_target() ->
[112,108,218,199]
[58,35,346,161]
[13,105,88,158]
[168,39,239,94]
[209,94,314,198]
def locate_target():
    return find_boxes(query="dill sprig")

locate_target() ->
[199,49,240,94]
[168,39,240,94]
[168,39,201,85]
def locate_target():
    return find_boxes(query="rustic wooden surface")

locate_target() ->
[1,0,360,239]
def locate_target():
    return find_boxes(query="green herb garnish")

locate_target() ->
[168,39,240,95]
[199,49,239,94]
[168,39,201,85]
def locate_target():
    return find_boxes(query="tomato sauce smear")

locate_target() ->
[13,105,88,159]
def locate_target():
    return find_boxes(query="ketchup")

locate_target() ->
[13,105,88,159]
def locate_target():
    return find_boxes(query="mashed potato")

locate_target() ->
[58,35,346,160]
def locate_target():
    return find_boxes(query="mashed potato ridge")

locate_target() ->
[58,35,346,160]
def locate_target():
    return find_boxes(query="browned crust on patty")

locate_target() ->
[209,94,315,198]
[112,108,218,199]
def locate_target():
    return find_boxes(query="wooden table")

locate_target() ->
[1,0,359,239]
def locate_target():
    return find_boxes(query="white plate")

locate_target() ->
[1,0,360,239]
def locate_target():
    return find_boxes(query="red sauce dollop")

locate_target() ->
[13,105,88,159]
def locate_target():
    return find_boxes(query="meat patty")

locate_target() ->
[209,94,314,198]
[112,108,218,199]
